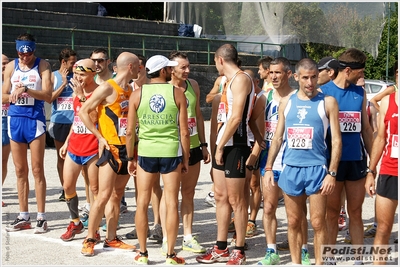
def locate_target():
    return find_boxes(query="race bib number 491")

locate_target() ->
[287,127,313,149]
[339,111,361,132]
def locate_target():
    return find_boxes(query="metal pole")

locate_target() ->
[386,2,391,79]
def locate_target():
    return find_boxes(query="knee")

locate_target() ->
[263,201,277,216]
[249,178,260,193]
[31,165,44,179]
[376,223,393,238]
[180,186,195,201]
[310,217,325,232]
[287,216,302,229]
[15,165,28,178]
[90,185,98,196]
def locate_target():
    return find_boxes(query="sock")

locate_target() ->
[209,191,214,197]
[248,219,256,225]
[19,212,30,220]
[37,212,46,221]
[184,234,193,242]
[354,260,363,265]
[163,236,167,243]
[72,218,81,225]
[267,244,277,252]
[234,246,245,254]
[216,241,228,250]
[302,244,308,251]
[66,192,79,220]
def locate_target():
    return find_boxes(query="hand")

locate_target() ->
[9,83,25,103]
[181,159,189,174]
[59,143,68,159]
[258,140,267,150]
[320,174,336,195]
[246,153,257,166]
[263,170,275,191]
[127,160,137,176]
[365,173,376,198]
[201,147,211,164]
[60,68,68,85]
[69,76,84,97]
[215,146,224,165]
[98,137,110,158]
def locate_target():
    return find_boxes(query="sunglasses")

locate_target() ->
[91,58,108,63]
[18,52,34,57]
[75,66,96,72]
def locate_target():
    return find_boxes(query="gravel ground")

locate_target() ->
[1,121,398,266]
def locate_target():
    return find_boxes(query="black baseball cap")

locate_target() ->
[318,57,339,71]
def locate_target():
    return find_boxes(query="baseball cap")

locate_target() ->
[317,57,339,71]
[145,55,178,74]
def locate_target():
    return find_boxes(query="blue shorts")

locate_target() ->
[2,117,9,145]
[278,164,327,196]
[138,156,182,174]
[68,151,97,165]
[8,116,46,143]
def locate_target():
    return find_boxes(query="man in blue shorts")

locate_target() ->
[264,58,342,265]
[3,33,52,234]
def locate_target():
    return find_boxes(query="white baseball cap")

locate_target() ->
[145,55,178,74]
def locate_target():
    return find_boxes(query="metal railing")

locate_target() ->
[3,23,285,65]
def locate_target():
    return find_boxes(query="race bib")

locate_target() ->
[217,102,227,123]
[16,93,34,106]
[391,134,398,159]
[188,117,197,136]
[118,117,127,136]
[287,127,313,149]
[2,103,9,117]
[265,121,277,141]
[57,97,73,111]
[73,116,92,134]
[339,111,361,133]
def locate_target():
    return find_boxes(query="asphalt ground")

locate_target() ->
[1,121,398,266]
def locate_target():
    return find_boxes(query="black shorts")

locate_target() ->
[138,156,182,174]
[48,122,72,142]
[212,145,251,178]
[376,174,398,200]
[96,144,129,175]
[188,146,203,166]
[329,159,367,182]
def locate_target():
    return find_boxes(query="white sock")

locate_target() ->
[302,244,308,251]
[354,260,363,265]
[267,244,277,252]
[184,234,193,242]
[37,212,46,221]
[19,212,30,220]
[163,236,167,242]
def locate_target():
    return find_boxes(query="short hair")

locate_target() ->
[270,57,291,72]
[90,48,109,59]
[295,58,318,74]
[146,68,162,79]
[16,33,35,42]
[137,54,147,66]
[257,56,273,70]
[59,48,77,63]
[215,44,240,67]
[338,48,366,64]
[168,50,188,61]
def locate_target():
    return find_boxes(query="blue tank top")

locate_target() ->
[282,92,329,167]
[320,80,365,161]
[8,58,46,122]
[50,70,74,123]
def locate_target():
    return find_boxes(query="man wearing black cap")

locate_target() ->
[317,56,339,86]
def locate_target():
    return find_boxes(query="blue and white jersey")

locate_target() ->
[283,92,329,167]
[8,58,45,122]
[50,70,74,123]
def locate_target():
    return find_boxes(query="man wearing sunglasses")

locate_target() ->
[317,57,339,86]
[3,33,52,234]
[89,48,115,85]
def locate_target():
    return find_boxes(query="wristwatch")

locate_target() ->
[24,85,29,93]
[328,171,337,177]
[366,167,375,175]
[79,96,87,102]
[200,143,208,147]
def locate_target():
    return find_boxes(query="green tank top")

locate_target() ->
[185,80,200,149]
[137,83,181,157]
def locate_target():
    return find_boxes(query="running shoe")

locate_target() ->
[227,249,246,265]
[59,190,66,202]
[60,221,85,241]
[94,230,101,244]
[125,226,150,239]
[277,196,285,205]
[364,224,377,238]
[204,191,216,207]
[277,239,289,251]
[228,218,235,232]
[230,232,249,250]
[103,236,136,251]
[165,252,185,265]
[2,201,6,207]
[34,219,48,234]
[344,230,352,244]
[257,248,280,265]
[120,204,128,214]
[394,238,398,244]
[302,249,311,265]
[182,236,206,253]
[338,213,347,231]
[161,240,168,256]
[81,238,96,256]
[246,221,257,237]
[81,213,89,228]
[101,220,121,232]
[196,245,230,264]
[134,251,149,265]
[5,216,32,232]
[149,223,163,243]
[78,202,90,212]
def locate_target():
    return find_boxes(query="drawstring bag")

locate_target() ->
[178,22,195,37]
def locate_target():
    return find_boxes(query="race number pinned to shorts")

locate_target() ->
[188,117,197,136]
[118,118,127,136]
[217,102,227,123]
[287,127,313,149]
[2,103,10,117]
[73,116,92,134]
[265,121,277,141]
[57,97,73,111]
[391,134,398,158]
[339,111,361,132]
[16,93,34,106]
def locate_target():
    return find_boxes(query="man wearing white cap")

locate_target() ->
[126,55,190,265]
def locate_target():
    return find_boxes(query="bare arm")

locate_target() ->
[370,85,395,112]
[365,94,389,197]
[247,94,266,166]
[2,61,13,104]
[206,76,222,103]
[48,69,69,103]
[360,90,374,156]
[126,89,140,175]
[175,87,190,173]
[209,94,221,157]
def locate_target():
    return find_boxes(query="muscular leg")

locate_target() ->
[10,140,29,213]
[373,194,398,265]
[213,168,231,243]
[302,200,309,247]
[2,143,10,185]
[262,179,280,244]
[151,178,162,225]
[326,181,344,244]
[345,179,366,246]
[248,169,262,222]
[284,193,307,264]
[54,139,66,187]
[309,193,327,265]
[29,134,47,213]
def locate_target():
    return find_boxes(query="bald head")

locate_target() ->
[116,52,139,80]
